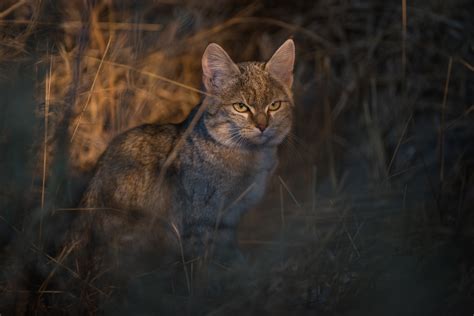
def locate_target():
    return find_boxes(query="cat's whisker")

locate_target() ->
[281,134,305,161]
[287,132,308,148]
[223,130,243,147]
[288,132,306,145]
[235,135,246,149]
[287,132,312,156]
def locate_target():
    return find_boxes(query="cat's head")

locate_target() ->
[201,39,295,148]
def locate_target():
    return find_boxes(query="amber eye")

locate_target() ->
[232,102,250,113]
[268,101,282,111]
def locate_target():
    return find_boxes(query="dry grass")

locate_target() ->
[0,0,473,314]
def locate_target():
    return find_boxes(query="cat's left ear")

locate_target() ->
[202,43,240,92]
[265,39,295,88]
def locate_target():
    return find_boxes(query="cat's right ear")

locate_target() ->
[265,39,295,89]
[202,43,240,92]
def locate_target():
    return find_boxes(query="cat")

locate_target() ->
[73,39,296,277]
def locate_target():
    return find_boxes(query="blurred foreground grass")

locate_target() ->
[0,0,473,314]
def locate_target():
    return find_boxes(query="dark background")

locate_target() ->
[1,0,473,314]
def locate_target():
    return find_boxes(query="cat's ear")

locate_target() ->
[202,43,240,92]
[265,39,295,88]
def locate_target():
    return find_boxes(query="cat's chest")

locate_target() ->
[210,146,274,182]
[180,145,277,208]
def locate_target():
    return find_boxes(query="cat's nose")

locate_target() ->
[256,122,267,132]
[255,113,268,132]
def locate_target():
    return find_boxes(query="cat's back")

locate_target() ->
[99,123,179,168]
[81,123,180,209]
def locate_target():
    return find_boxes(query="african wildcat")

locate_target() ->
[75,39,295,269]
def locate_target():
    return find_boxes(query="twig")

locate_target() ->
[458,58,474,72]
[55,207,125,213]
[82,56,215,98]
[0,0,26,19]
[345,227,361,258]
[401,0,407,80]
[170,222,191,295]
[278,175,302,208]
[238,240,304,246]
[386,163,422,180]
[0,19,163,31]
[446,105,474,130]
[3,289,66,294]
[38,239,81,296]
[70,37,112,141]
[387,113,412,175]
[455,171,467,231]
[331,78,358,120]
[55,207,130,220]
[439,57,452,184]
[40,56,53,243]
[221,182,256,215]
[280,183,285,230]
[417,152,440,214]
[187,16,332,49]
[311,165,317,213]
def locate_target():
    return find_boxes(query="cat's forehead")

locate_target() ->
[237,61,265,73]
[232,61,286,105]
[236,62,268,84]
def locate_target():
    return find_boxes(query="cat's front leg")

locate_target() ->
[210,224,247,265]
[180,219,244,265]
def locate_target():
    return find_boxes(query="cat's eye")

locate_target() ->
[268,101,282,111]
[232,102,250,113]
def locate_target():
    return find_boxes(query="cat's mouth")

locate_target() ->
[246,126,290,147]
[248,130,272,145]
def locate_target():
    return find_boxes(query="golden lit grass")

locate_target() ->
[0,0,40,64]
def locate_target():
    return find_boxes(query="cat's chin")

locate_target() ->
[247,134,281,147]
[250,134,267,143]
